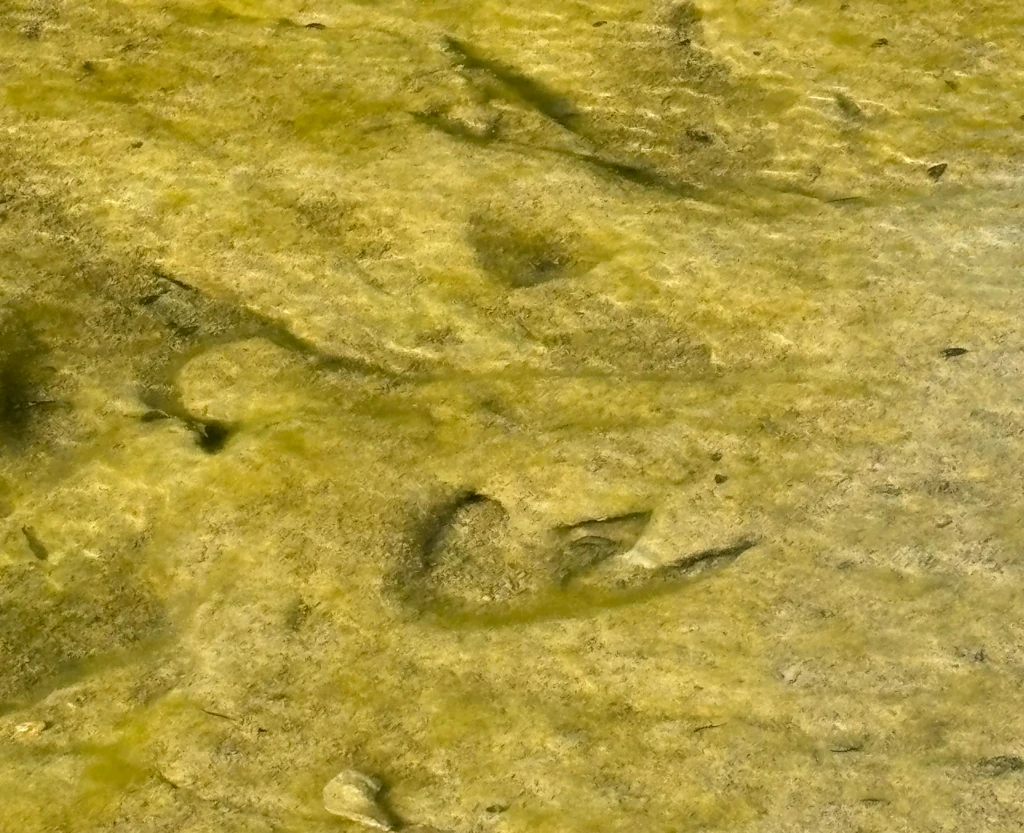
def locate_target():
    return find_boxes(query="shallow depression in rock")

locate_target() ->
[1,1,1024,832]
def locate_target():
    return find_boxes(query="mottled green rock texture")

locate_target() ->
[2,1,1023,831]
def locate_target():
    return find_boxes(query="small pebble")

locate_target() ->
[780,664,803,685]
[323,769,395,830]
[14,721,47,737]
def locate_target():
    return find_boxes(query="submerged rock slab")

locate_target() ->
[1,2,1023,833]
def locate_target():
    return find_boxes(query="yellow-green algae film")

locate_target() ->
[1,1,1023,831]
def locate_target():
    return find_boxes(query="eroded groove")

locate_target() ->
[411,108,501,144]
[441,36,584,134]
[135,266,403,451]
[567,152,700,197]
[654,536,761,580]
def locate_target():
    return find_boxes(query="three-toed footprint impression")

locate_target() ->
[391,492,759,624]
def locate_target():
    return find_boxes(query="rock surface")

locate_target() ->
[1,2,1023,833]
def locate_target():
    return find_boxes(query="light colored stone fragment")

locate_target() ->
[13,721,47,738]
[323,769,395,830]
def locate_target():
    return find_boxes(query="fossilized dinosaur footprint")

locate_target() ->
[392,491,757,623]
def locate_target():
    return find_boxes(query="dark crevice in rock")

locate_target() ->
[441,36,584,134]
[654,536,760,580]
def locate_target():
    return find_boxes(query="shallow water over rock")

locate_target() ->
[2,2,1023,831]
